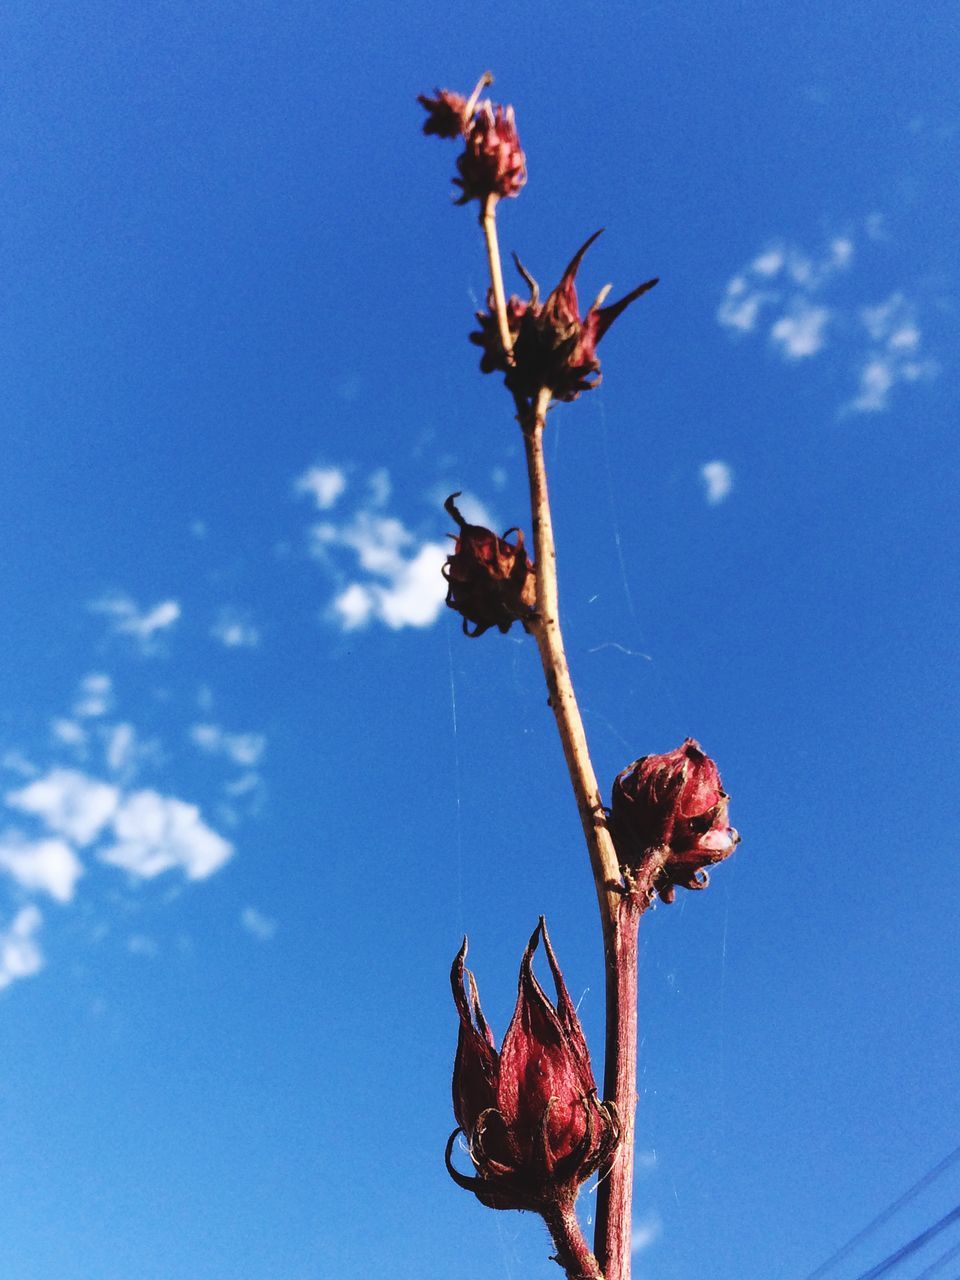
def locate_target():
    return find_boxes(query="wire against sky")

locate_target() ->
[854,1204,960,1280]
[912,1237,960,1280]
[804,1145,960,1279]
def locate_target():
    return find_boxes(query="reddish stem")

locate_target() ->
[543,1201,605,1280]
[594,894,642,1279]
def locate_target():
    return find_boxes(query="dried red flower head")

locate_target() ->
[442,493,536,637]
[417,88,469,139]
[447,919,619,1213]
[454,101,526,205]
[610,738,740,903]
[470,230,658,406]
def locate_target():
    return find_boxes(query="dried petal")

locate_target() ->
[418,88,469,138]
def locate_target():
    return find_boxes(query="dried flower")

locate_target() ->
[470,230,658,405]
[610,738,740,902]
[446,919,619,1213]
[417,88,469,139]
[442,493,536,637]
[454,101,526,205]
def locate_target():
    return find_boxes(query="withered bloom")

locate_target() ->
[610,738,740,903]
[447,919,619,1213]
[417,88,469,139]
[442,493,536,637]
[454,101,526,205]
[470,230,658,405]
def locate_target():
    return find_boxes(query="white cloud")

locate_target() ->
[51,718,87,748]
[190,724,266,767]
[751,249,785,278]
[0,835,83,903]
[240,906,277,941]
[210,610,260,649]
[127,934,158,957]
[332,541,448,631]
[700,461,734,505]
[90,595,181,651]
[6,768,119,845]
[224,772,261,797]
[720,231,938,413]
[0,905,44,991]
[332,582,375,630]
[717,276,770,333]
[104,723,135,774]
[315,509,448,632]
[366,468,392,507]
[295,465,348,510]
[631,1212,662,1256]
[1,751,36,778]
[718,235,850,354]
[770,304,831,359]
[845,292,939,414]
[100,790,233,881]
[73,673,113,719]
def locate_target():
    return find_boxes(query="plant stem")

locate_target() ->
[480,194,515,361]
[522,405,642,1280]
[480,203,647,1280]
[543,1201,605,1280]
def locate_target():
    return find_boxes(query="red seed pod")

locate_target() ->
[610,739,740,903]
[470,231,658,405]
[453,101,527,205]
[442,494,536,637]
[447,920,620,1214]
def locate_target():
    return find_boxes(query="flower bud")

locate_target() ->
[442,493,536,637]
[447,919,619,1213]
[610,739,740,903]
[470,230,658,405]
[453,101,526,205]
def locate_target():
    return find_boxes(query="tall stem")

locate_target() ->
[543,1201,605,1280]
[480,206,646,1280]
[480,194,515,361]
[522,406,642,1280]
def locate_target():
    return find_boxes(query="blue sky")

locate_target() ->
[1,3,958,1278]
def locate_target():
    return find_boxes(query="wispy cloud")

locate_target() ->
[700,461,734,505]
[73,673,113,719]
[7,768,119,845]
[0,668,249,991]
[631,1211,662,1255]
[101,789,233,881]
[295,464,348,510]
[0,836,83,903]
[90,595,181,652]
[240,906,277,941]
[717,236,852,354]
[845,292,939,413]
[769,303,831,359]
[717,225,939,413]
[210,609,260,649]
[304,471,450,632]
[190,724,266,768]
[0,905,44,991]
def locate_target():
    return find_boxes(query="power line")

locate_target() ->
[912,1237,960,1280]
[855,1203,960,1279]
[804,1145,960,1280]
